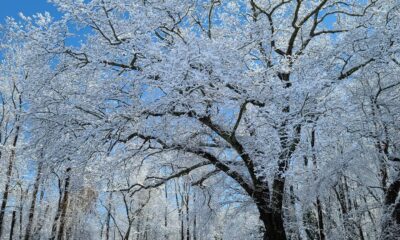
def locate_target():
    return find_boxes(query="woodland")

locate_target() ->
[0,0,399,239]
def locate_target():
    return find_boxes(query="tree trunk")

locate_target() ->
[9,210,17,240]
[311,128,325,240]
[0,125,20,238]
[164,185,169,240]
[258,206,287,240]
[193,192,197,240]
[254,184,287,240]
[135,218,140,240]
[57,168,72,240]
[124,223,132,240]
[105,192,113,240]
[382,171,400,238]
[24,161,43,240]
[50,175,64,240]
[0,155,15,238]
[185,194,190,240]
[173,179,184,240]
[19,189,25,240]
[34,204,49,239]
[316,198,325,240]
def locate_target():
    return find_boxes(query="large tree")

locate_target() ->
[1,0,399,239]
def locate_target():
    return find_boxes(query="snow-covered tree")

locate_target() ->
[0,0,399,239]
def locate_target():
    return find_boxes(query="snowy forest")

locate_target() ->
[0,0,399,239]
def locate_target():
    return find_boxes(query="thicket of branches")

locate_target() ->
[0,0,399,239]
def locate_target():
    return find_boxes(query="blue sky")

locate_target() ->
[0,0,60,23]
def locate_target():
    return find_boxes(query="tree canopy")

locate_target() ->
[0,0,399,239]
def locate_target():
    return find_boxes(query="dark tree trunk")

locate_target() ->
[258,205,287,240]
[24,161,43,240]
[185,191,190,240]
[384,161,400,224]
[311,128,325,240]
[164,185,169,240]
[254,183,287,240]
[9,210,17,240]
[0,125,20,238]
[316,197,325,240]
[382,171,400,237]
[124,223,132,240]
[19,190,25,240]
[50,186,63,240]
[105,192,112,240]
[0,155,15,238]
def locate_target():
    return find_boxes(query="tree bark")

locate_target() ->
[316,198,325,240]
[105,192,112,240]
[0,125,20,238]
[50,174,64,240]
[383,171,400,237]
[24,161,43,240]
[57,168,72,240]
[311,128,325,240]
[254,184,287,240]
[164,185,169,240]
[9,210,16,240]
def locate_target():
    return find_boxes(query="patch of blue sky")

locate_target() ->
[65,23,93,48]
[0,0,61,23]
